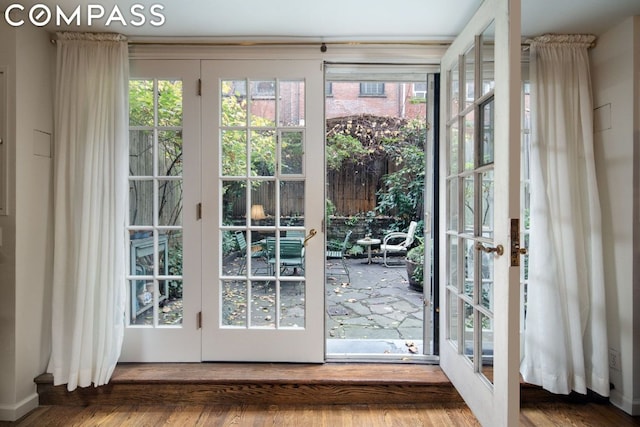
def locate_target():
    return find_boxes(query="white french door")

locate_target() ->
[439,0,522,425]
[201,60,325,362]
[122,60,202,362]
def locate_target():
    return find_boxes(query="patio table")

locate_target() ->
[356,237,381,264]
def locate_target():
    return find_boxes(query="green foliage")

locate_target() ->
[167,235,183,300]
[375,119,427,231]
[347,245,364,256]
[406,238,425,285]
[222,228,237,256]
[326,199,336,217]
[220,81,278,178]
[363,210,376,236]
[344,216,359,226]
[326,133,370,171]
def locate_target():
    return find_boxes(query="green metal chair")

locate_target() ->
[265,237,305,275]
[326,230,352,282]
[234,231,267,275]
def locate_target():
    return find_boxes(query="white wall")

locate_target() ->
[0,22,54,422]
[14,24,55,416]
[591,16,640,415]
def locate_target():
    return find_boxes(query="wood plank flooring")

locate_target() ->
[7,401,640,426]
[14,363,640,426]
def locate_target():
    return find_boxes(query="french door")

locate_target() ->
[439,0,522,425]
[122,60,202,362]
[201,60,325,362]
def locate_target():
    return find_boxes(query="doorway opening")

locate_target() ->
[323,64,437,361]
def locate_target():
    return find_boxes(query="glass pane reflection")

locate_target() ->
[251,281,276,328]
[279,80,305,127]
[281,131,304,175]
[222,280,247,327]
[280,181,305,226]
[279,281,305,328]
[481,170,494,238]
[448,290,458,345]
[464,301,474,363]
[480,311,494,385]
[221,80,247,127]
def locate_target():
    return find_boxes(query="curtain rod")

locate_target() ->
[49,38,546,49]
[49,38,453,47]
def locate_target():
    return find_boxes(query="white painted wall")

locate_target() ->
[591,16,640,415]
[14,25,55,416]
[0,22,54,422]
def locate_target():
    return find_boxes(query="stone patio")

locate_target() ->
[325,256,428,356]
[142,251,431,356]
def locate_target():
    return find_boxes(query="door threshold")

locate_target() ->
[326,338,437,363]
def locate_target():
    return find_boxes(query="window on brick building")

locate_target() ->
[359,82,385,96]
[325,82,333,96]
[413,82,427,99]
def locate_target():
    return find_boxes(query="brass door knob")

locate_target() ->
[476,242,504,256]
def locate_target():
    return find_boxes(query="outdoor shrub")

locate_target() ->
[375,119,427,231]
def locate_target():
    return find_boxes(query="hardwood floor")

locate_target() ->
[6,401,640,426]
[7,363,639,426]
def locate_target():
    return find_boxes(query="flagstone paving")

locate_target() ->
[325,257,425,348]
[142,253,428,356]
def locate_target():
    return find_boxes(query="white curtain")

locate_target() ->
[520,34,609,397]
[47,32,129,391]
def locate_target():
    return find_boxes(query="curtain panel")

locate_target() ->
[520,34,609,397]
[47,32,129,391]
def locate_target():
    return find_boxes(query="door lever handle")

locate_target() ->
[476,242,504,256]
[303,229,317,246]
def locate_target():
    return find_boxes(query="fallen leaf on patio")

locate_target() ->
[408,345,418,354]
[265,315,272,321]
[347,298,357,303]
[340,283,350,288]
[329,330,335,337]
[405,341,415,347]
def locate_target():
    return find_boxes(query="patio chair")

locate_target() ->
[326,230,352,282]
[380,221,418,267]
[286,230,305,239]
[234,231,267,275]
[265,237,305,275]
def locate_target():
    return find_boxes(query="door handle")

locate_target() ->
[510,218,527,266]
[476,242,504,256]
[303,229,317,246]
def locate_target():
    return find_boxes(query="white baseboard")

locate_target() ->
[610,389,640,416]
[0,392,39,422]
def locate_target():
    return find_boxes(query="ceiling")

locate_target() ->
[11,0,640,41]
